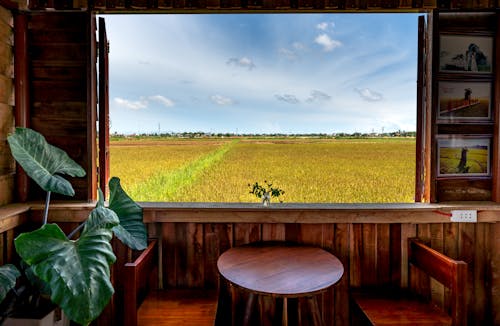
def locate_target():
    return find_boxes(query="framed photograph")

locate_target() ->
[438,81,491,122]
[440,35,493,73]
[437,136,490,177]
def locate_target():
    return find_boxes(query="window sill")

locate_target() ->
[12,201,500,224]
[139,201,500,223]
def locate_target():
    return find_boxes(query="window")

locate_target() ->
[102,13,420,203]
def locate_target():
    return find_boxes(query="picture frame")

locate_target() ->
[438,80,492,122]
[439,34,493,74]
[437,136,491,177]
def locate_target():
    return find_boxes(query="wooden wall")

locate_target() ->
[3,204,498,325]
[158,221,498,326]
[26,12,96,201]
[430,12,500,203]
[0,5,13,206]
[0,7,497,326]
[22,0,500,12]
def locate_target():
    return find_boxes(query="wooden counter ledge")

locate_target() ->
[16,201,500,224]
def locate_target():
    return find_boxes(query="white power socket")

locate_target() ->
[450,210,477,223]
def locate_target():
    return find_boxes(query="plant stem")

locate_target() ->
[43,191,51,225]
[67,222,85,240]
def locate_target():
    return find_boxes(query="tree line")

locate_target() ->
[111,130,416,140]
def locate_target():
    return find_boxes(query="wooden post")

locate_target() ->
[98,17,110,198]
[87,13,98,201]
[13,13,29,202]
[491,12,500,202]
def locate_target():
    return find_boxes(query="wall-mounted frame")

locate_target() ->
[438,80,492,122]
[437,136,491,177]
[439,34,493,74]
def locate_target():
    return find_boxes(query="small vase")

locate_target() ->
[262,192,271,206]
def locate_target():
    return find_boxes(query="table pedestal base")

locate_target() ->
[215,281,325,326]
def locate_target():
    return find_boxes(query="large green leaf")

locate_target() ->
[0,264,20,303]
[109,177,147,250]
[7,127,86,196]
[14,202,119,326]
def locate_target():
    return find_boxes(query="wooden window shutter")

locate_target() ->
[98,17,110,198]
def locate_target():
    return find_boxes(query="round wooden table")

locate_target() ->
[215,241,344,326]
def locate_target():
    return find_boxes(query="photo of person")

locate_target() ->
[438,137,490,177]
[438,81,491,121]
[440,35,493,73]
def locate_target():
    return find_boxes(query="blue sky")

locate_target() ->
[102,13,421,135]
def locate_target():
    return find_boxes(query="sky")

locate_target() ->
[102,13,422,135]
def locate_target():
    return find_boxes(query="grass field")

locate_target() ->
[110,137,416,203]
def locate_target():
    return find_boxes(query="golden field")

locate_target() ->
[110,137,416,203]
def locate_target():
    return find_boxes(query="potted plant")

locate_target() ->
[0,127,147,326]
[0,264,20,310]
[248,181,285,206]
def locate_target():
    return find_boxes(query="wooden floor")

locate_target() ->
[137,289,218,326]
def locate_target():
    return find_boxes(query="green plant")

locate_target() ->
[248,180,285,205]
[1,127,147,325]
[0,265,20,303]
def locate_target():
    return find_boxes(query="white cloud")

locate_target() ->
[226,57,256,70]
[149,95,175,107]
[114,95,175,110]
[354,88,384,102]
[306,90,331,103]
[278,42,307,61]
[315,34,342,52]
[114,97,148,110]
[211,94,234,106]
[316,22,334,31]
[275,94,300,104]
[292,42,305,50]
[317,22,329,30]
[279,48,298,60]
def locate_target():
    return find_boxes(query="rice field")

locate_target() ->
[110,137,416,203]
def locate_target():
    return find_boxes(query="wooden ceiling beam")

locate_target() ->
[22,0,498,12]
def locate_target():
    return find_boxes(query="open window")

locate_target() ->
[95,11,500,204]
[96,13,425,204]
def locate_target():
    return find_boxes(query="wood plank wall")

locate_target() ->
[3,204,499,325]
[431,12,499,203]
[26,12,94,201]
[158,221,498,326]
[0,7,497,325]
[0,5,13,206]
[23,0,500,11]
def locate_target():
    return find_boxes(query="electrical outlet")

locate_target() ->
[450,210,477,223]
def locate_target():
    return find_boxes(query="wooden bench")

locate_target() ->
[351,238,467,326]
[123,239,159,326]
